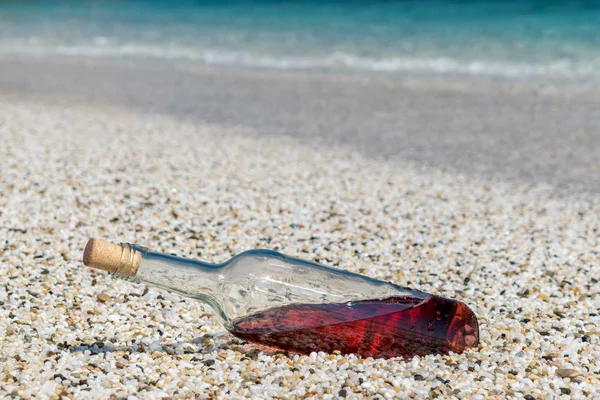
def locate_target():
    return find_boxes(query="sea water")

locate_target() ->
[1,0,599,83]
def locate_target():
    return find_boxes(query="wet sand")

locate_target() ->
[1,55,599,192]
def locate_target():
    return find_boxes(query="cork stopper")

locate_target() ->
[83,238,142,277]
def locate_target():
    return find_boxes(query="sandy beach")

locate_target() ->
[1,60,599,398]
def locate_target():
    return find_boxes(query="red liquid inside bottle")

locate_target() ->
[231,296,479,359]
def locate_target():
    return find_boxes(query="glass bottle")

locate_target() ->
[83,238,479,359]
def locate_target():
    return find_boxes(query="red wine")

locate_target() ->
[231,295,479,359]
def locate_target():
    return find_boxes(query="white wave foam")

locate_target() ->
[0,41,597,79]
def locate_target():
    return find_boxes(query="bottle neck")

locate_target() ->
[129,245,228,321]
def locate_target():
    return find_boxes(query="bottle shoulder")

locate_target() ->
[234,249,286,259]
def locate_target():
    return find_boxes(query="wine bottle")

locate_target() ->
[83,238,479,359]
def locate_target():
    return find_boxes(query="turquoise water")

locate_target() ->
[1,1,600,81]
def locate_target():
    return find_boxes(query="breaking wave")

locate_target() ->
[1,41,598,80]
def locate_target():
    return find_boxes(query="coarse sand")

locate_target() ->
[1,95,599,399]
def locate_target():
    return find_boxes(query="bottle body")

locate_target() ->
[84,240,479,358]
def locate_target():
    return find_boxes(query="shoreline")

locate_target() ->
[4,53,600,100]
[1,54,599,194]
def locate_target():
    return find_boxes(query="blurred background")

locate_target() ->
[1,0,599,191]
[1,0,600,80]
